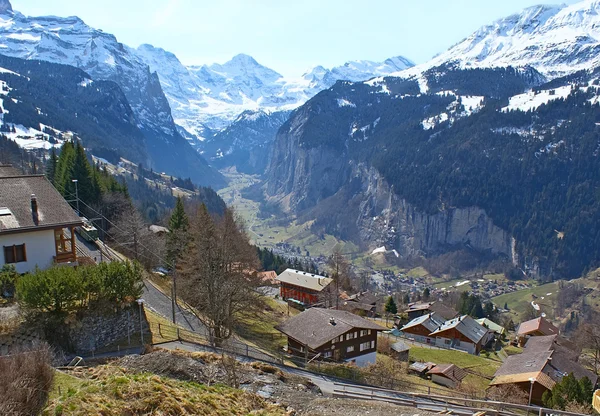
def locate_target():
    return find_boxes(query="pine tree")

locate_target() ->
[46,148,58,185]
[385,296,398,315]
[166,196,189,268]
[423,287,430,300]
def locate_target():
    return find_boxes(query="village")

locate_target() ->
[2,161,598,414]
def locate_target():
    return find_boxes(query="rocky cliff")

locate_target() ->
[265,110,514,260]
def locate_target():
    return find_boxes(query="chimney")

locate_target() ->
[329,317,336,326]
[31,194,39,225]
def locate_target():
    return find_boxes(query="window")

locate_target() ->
[346,332,354,341]
[4,244,26,264]
[360,342,371,351]
[360,330,368,337]
[339,335,344,342]
[371,341,375,349]
[347,346,354,353]
[323,351,332,358]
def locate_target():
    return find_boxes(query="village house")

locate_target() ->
[275,308,385,367]
[0,166,83,274]
[429,315,494,355]
[405,301,458,321]
[390,341,410,361]
[490,334,597,405]
[516,317,559,347]
[339,291,378,317]
[427,364,468,388]
[276,269,333,307]
[400,312,446,345]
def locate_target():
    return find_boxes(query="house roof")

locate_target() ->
[405,302,458,320]
[429,315,490,344]
[391,341,410,353]
[524,335,580,361]
[490,371,556,391]
[401,312,446,333]
[548,351,598,386]
[276,269,333,292]
[428,364,468,383]
[476,318,506,335]
[517,317,559,337]
[409,361,436,373]
[275,308,385,350]
[494,350,553,377]
[340,300,375,312]
[347,291,378,305]
[0,174,82,234]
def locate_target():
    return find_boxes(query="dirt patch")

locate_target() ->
[297,397,441,416]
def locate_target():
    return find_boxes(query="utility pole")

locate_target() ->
[171,269,177,324]
[71,179,79,215]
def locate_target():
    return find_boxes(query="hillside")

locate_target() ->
[264,62,600,279]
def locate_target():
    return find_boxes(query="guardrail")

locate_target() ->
[332,382,590,416]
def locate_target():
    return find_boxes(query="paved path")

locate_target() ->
[142,280,207,335]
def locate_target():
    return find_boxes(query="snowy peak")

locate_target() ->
[402,0,600,79]
[0,0,12,15]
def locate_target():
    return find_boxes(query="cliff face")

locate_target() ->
[354,165,513,259]
[265,108,514,260]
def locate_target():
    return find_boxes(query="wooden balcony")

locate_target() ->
[54,226,77,264]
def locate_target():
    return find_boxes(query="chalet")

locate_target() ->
[400,312,446,344]
[427,364,468,388]
[429,315,493,354]
[405,301,458,321]
[490,334,597,405]
[275,308,385,367]
[516,317,559,347]
[276,269,333,307]
[0,166,83,273]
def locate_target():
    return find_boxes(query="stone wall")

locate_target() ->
[67,304,149,354]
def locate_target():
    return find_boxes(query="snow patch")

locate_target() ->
[371,246,386,255]
[6,33,40,42]
[503,85,572,112]
[337,98,356,108]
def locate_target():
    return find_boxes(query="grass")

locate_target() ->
[44,366,285,415]
[235,298,297,354]
[409,347,501,378]
[407,267,429,278]
[492,281,559,318]
[49,371,85,401]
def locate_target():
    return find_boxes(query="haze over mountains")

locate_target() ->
[0,0,600,279]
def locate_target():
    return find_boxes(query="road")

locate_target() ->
[141,280,276,363]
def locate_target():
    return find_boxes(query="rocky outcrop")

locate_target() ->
[0,0,12,14]
[354,165,513,259]
[265,116,514,260]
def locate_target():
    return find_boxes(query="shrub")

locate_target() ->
[16,261,143,313]
[0,265,18,298]
[0,343,54,416]
[487,385,529,404]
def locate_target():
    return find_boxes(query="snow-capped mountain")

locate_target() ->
[134,44,414,136]
[400,0,600,79]
[0,0,224,187]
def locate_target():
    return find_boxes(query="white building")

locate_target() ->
[0,165,82,273]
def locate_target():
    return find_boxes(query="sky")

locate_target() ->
[13,0,581,77]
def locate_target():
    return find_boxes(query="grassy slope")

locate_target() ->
[492,282,559,319]
[409,347,501,378]
[45,367,284,416]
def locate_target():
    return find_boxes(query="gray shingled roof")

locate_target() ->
[429,315,490,343]
[275,308,386,349]
[401,312,446,333]
[276,269,333,292]
[494,350,553,377]
[0,174,82,233]
[0,165,21,177]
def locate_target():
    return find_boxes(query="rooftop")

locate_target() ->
[275,269,333,292]
[427,364,468,383]
[429,315,490,344]
[517,317,559,337]
[401,312,446,333]
[0,173,82,233]
[275,308,385,350]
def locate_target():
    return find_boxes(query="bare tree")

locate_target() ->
[574,316,600,375]
[328,248,354,309]
[177,205,262,345]
[112,203,163,269]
